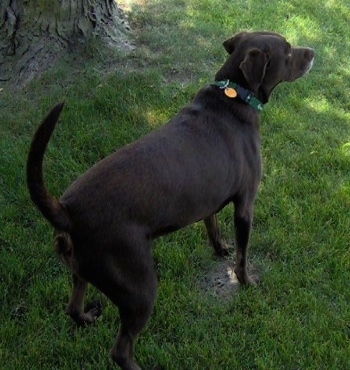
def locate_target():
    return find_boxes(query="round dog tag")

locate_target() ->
[224,87,237,98]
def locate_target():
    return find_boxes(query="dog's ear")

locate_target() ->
[239,48,270,92]
[223,32,247,54]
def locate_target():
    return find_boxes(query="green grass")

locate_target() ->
[1,0,350,369]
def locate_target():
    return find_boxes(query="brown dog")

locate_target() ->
[27,31,314,369]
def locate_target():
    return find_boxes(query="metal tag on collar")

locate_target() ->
[224,87,238,98]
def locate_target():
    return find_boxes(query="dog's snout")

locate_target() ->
[305,48,315,61]
[300,48,315,76]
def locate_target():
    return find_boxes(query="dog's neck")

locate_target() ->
[212,80,264,112]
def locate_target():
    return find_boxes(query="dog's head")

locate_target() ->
[215,31,314,103]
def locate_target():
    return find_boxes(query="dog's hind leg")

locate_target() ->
[204,214,229,257]
[100,241,158,370]
[111,271,157,369]
[233,202,258,285]
[112,302,154,370]
[66,273,101,326]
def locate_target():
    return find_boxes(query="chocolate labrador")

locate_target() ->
[27,31,314,369]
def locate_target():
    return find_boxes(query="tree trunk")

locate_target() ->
[0,0,130,86]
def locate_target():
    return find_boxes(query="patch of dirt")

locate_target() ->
[200,259,241,299]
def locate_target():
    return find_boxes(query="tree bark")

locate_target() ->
[0,0,130,86]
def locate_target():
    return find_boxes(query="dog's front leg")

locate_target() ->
[233,203,258,285]
[204,214,229,257]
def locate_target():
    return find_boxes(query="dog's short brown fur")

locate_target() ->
[27,32,314,369]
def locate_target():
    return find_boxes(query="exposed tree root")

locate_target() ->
[0,0,131,86]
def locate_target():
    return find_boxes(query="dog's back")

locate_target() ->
[58,88,261,239]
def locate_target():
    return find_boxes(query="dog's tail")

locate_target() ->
[27,103,72,232]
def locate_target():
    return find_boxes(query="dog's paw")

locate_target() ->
[85,300,103,321]
[73,301,103,327]
[213,243,233,258]
[244,274,260,286]
[234,268,260,286]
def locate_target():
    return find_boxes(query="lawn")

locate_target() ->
[1,0,349,369]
